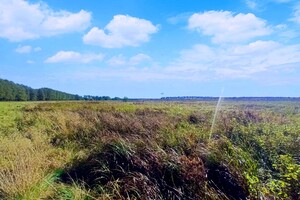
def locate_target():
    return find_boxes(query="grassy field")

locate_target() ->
[0,101,299,199]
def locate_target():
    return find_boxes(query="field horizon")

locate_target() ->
[2,76,300,102]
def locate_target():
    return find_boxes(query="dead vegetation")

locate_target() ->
[0,101,299,199]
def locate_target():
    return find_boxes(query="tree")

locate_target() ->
[123,96,129,102]
[37,89,45,101]
[0,78,82,101]
[29,89,37,101]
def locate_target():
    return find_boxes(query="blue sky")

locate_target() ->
[1,0,300,97]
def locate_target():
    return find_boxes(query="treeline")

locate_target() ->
[0,78,128,102]
[161,96,300,101]
[0,79,81,101]
[83,95,127,101]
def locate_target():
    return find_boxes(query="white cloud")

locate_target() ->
[0,0,91,41]
[45,51,104,64]
[290,4,300,24]
[245,0,293,11]
[275,24,287,30]
[188,11,272,44]
[274,24,298,40]
[129,54,151,65]
[246,0,258,9]
[64,40,300,83]
[107,55,127,66]
[15,45,32,53]
[83,15,158,48]
[166,40,300,79]
[41,10,91,35]
[107,53,152,66]
[15,45,41,53]
[65,40,300,82]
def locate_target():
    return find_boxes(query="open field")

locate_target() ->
[0,101,299,199]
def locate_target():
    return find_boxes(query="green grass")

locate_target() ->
[0,101,299,199]
[0,102,30,135]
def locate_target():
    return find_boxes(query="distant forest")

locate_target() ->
[0,78,125,101]
[0,78,81,101]
[161,96,300,101]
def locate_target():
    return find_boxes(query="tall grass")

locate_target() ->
[0,101,299,199]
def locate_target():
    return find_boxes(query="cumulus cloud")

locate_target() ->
[166,40,300,78]
[83,15,158,48]
[290,4,300,24]
[64,39,300,82]
[188,11,272,44]
[15,45,41,53]
[64,39,300,83]
[107,53,152,66]
[45,51,104,64]
[0,0,91,41]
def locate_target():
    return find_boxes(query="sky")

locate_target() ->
[1,0,300,98]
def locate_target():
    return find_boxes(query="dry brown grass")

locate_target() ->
[0,135,47,198]
[1,101,298,199]
[0,133,71,199]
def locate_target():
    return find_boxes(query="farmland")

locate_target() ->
[0,101,299,199]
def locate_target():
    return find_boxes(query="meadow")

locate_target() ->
[0,101,299,199]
